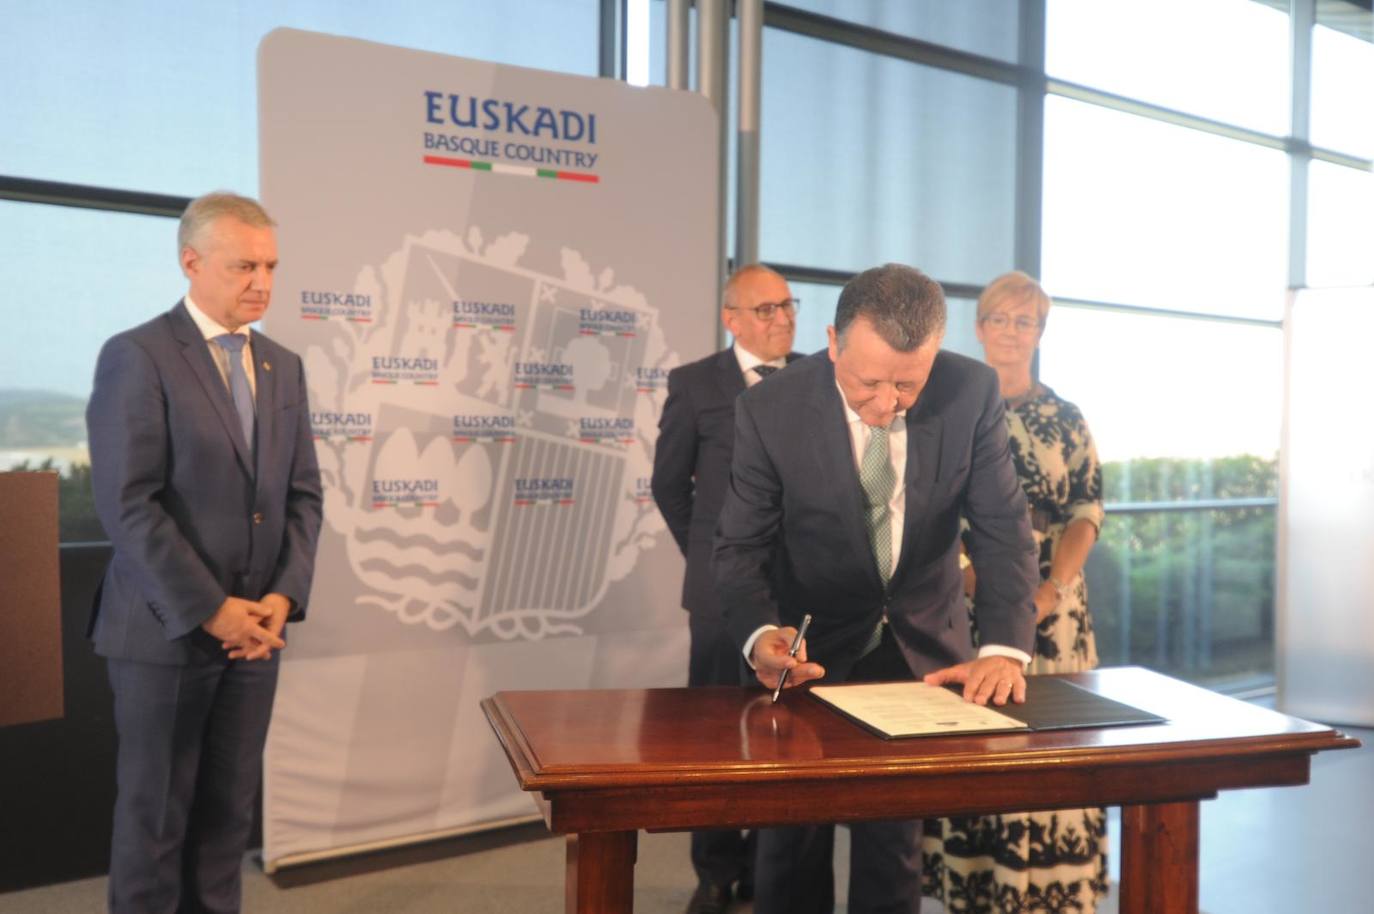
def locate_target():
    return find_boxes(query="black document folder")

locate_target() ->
[985,675,1165,732]
[809,674,1165,739]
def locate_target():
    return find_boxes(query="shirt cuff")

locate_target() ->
[978,644,1031,667]
[742,624,779,669]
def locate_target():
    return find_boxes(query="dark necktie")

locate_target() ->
[212,334,255,455]
[752,364,778,380]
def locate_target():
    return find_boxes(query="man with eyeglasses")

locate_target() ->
[651,263,801,914]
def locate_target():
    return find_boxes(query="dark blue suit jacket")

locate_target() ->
[651,347,799,615]
[86,301,323,665]
[713,350,1038,682]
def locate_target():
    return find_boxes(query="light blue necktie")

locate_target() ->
[212,333,255,455]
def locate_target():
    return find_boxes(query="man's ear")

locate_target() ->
[180,245,198,279]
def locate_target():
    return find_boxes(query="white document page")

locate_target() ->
[810,681,1029,738]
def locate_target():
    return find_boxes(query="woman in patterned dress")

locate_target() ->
[923,271,1107,914]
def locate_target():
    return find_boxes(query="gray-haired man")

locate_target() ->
[87,191,322,913]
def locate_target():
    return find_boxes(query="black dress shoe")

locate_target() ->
[685,880,732,914]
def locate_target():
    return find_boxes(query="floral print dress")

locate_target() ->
[923,383,1107,914]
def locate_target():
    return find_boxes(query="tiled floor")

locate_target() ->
[5,721,1367,914]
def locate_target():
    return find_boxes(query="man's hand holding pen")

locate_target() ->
[751,619,825,697]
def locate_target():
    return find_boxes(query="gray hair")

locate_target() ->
[722,263,785,310]
[976,270,1051,324]
[834,263,945,352]
[178,191,275,257]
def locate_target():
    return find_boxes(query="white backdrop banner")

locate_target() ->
[257,28,718,868]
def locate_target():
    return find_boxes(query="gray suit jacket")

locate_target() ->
[86,301,323,665]
[713,350,1038,681]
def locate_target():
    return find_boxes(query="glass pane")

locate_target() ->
[0,1,598,195]
[937,296,981,360]
[1042,96,1289,319]
[785,280,843,355]
[1046,0,1289,135]
[1038,307,1281,485]
[1088,506,1276,690]
[775,0,1021,62]
[760,28,1018,286]
[760,283,978,363]
[1311,19,1374,159]
[0,202,184,541]
[1307,159,1374,288]
[644,0,699,88]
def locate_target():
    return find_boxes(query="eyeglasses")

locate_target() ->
[981,313,1041,333]
[726,298,800,321]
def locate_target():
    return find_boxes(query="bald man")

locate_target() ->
[651,264,801,914]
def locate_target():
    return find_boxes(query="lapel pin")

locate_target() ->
[262,360,272,372]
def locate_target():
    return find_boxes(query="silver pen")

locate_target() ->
[771,613,814,703]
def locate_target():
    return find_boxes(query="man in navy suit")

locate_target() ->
[652,264,800,914]
[86,191,322,914]
[714,263,1039,914]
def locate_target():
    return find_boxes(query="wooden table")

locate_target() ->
[482,667,1358,914]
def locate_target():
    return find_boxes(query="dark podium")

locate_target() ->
[482,667,1357,914]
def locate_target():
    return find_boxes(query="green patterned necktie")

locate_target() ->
[860,424,896,585]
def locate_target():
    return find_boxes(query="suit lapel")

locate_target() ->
[894,399,943,580]
[714,347,747,400]
[809,362,883,590]
[168,301,256,478]
[250,335,276,481]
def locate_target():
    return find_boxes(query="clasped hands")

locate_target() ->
[751,625,1027,706]
[200,593,292,661]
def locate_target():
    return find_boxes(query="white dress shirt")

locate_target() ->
[185,295,257,396]
[733,343,787,387]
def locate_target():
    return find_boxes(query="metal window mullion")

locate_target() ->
[763,261,981,301]
[599,0,625,79]
[1288,0,1316,290]
[735,0,763,269]
[666,0,690,89]
[0,176,186,218]
[1054,295,1285,329]
[1104,498,1278,515]
[1017,0,1048,383]
[1309,146,1374,171]
[762,2,1034,89]
[1047,78,1289,151]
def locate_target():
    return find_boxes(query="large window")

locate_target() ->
[1046,0,1290,135]
[1034,0,1350,690]
[760,27,1018,285]
[780,0,1022,62]
[5,1,1369,692]
[746,0,1329,693]
[1311,11,1374,159]
[1041,96,1289,320]
[1039,308,1281,687]
[0,1,598,196]
[1307,159,1374,288]
[0,0,602,541]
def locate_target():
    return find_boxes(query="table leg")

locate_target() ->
[566,830,638,914]
[1119,801,1200,914]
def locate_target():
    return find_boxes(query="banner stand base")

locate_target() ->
[260,813,545,874]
